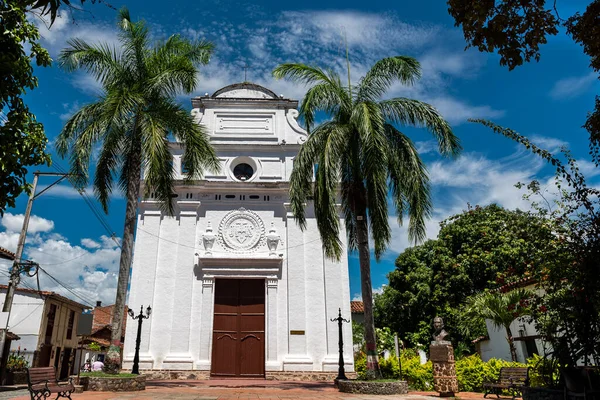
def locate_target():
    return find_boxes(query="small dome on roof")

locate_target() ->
[212,82,278,99]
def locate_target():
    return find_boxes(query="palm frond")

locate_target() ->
[384,124,432,244]
[273,63,337,86]
[94,128,124,212]
[313,122,350,260]
[57,102,109,188]
[357,103,389,259]
[59,39,124,88]
[148,98,220,181]
[357,56,421,101]
[300,83,347,132]
[146,37,214,96]
[380,98,461,157]
[139,111,175,215]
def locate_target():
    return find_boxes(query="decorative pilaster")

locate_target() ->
[266,279,278,369]
[163,201,200,369]
[197,277,214,370]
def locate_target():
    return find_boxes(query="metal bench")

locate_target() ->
[564,367,600,400]
[484,366,530,400]
[27,367,74,400]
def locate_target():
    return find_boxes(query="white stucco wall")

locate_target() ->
[123,84,353,373]
[478,316,546,363]
[0,290,45,364]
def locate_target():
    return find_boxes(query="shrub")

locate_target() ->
[527,354,560,387]
[379,355,401,379]
[6,353,29,372]
[401,353,433,390]
[355,351,367,379]
[455,354,487,392]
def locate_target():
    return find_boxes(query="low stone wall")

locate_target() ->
[522,386,564,400]
[79,375,146,392]
[140,370,210,380]
[267,372,357,381]
[138,370,356,382]
[338,380,408,395]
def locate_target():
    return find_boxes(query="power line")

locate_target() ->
[1,268,116,321]
[36,267,120,321]
[51,161,121,250]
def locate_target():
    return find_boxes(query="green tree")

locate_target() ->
[273,56,460,377]
[56,8,218,373]
[375,204,555,348]
[476,119,600,368]
[459,289,533,362]
[446,0,600,164]
[0,0,96,214]
[0,0,54,214]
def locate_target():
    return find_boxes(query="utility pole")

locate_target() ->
[0,171,72,368]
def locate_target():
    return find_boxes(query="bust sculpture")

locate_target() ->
[432,316,449,343]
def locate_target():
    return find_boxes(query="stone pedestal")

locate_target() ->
[430,342,458,397]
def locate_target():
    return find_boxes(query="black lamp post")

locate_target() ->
[330,308,350,381]
[128,305,151,375]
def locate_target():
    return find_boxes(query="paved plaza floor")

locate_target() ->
[2,380,513,400]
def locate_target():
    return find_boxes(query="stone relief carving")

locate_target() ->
[217,208,266,253]
[202,222,216,256]
[285,109,308,143]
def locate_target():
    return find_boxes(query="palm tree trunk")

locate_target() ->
[355,200,381,379]
[105,137,143,374]
[505,325,518,362]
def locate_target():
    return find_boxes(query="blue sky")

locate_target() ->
[1,0,599,307]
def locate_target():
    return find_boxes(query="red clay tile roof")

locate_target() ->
[472,335,490,344]
[351,301,364,313]
[0,284,90,310]
[0,329,20,341]
[0,247,16,261]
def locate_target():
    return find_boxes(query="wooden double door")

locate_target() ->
[211,279,265,378]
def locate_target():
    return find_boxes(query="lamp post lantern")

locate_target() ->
[128,305,151,374]
[330,308,350,381]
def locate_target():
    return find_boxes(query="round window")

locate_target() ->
[233,163,254,181]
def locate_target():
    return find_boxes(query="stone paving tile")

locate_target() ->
[2,381,458,400]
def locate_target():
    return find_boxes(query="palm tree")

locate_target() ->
[57,8,219,373]
[460,289,533,362]
[273,57,461,378]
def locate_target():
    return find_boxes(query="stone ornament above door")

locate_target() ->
[217,208,266,253]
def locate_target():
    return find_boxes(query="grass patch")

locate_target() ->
[80,372,139,378]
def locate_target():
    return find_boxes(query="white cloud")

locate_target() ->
[415,140,438,155]
[352,284,387,301]
[528,134,568,152]
[1,213,54,233]
[177,9,501,123]
[579,160,600,178]
[0,214,122,305]
[59,101,82,121]
[33,10,120,57]
[381,148,560,258]
[550,72,597,100]
[81,238,101,249]
[425,96,505,125]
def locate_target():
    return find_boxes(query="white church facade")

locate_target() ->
[123,83,354,377]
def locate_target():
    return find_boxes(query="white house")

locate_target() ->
[474,278,547,363]
[123,83,353,378]
[0,285,89,379]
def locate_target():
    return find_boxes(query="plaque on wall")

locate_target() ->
[290,330,305,335]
